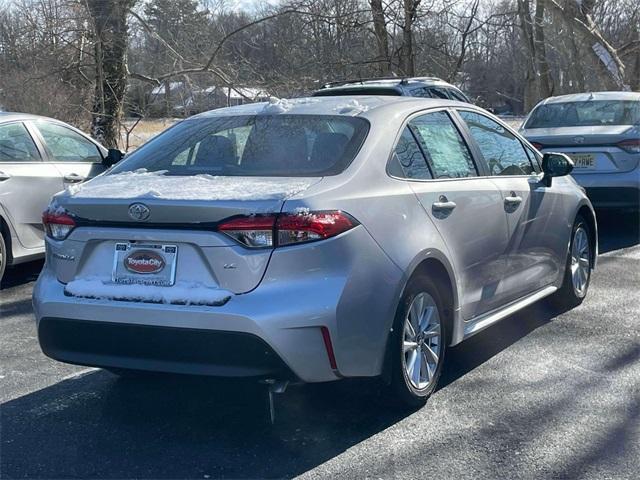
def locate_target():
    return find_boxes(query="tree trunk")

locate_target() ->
[399,0,420,76]
[370,0,390,75]
[533,0,553,98]
[86,0,136,148]
[517,0,539,111]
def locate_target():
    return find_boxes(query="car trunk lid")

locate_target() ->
[49,173,321,295]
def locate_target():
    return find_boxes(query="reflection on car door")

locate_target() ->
[455,109,565,302]
[402,110,511,320]
[29,121,106,189]
[0,122,62,250]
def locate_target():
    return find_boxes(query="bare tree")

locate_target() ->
[86,0,137,148]
[370,0,391,75]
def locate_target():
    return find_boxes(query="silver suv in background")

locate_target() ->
[0,113,118,283]
[312,76,472,103]
[33,97,595,407]
[520,92,640,211]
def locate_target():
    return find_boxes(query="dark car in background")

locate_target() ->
[312,76,472,103]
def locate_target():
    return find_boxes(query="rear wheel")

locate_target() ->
[550,215,592,309]
[389,275,447,407]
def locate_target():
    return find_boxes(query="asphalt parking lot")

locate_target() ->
[1,212,638,480]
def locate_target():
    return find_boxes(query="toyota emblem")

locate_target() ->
[573,136,585,144]
[128,203,150,221]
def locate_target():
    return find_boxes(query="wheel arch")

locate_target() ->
[576,203,598,269]
[0,213,13,265]
[381,252,459,384]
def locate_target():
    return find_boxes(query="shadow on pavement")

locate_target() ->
[1,259,43,289]
[596,210,639,254]
[0,372,411,479]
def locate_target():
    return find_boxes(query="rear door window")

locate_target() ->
[113,115,369,177]
[409,111,477,178]
[0,123,41,162]
[458,110,535,176]
[387,127,431,180]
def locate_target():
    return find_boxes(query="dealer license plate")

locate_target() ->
[112,243,178,286]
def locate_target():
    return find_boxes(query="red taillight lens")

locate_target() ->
[530,142,544,150]
[276,211,357,246]
[42,212,76,240]
[618,139,640,154]
[217,210,358,248]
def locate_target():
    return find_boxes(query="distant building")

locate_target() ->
[147,82,269,116]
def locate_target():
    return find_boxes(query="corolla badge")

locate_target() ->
[573,136,585,144]
[128,203,150,221]
[124,250,165,274]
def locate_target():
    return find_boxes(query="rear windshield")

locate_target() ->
[524,100,640,128]
[112,115,369,177]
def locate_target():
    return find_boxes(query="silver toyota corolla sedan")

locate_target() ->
[33,96,596,406]
[520,91,640,211]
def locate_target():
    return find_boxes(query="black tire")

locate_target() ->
[0,231,6,288]
[549,215,592,310]
[388,275,448,408]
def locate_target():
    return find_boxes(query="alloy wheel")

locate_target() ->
[402,292,442,390]
[571,226,590,297]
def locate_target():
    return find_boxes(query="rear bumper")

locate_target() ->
[571,170,640,209]
[32,226,404,383]
[38,317,295,378]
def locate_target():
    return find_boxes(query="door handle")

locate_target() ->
[0,171,11,181]
[63,173,85,183]
[504,193,523,205]
[432,196,457,211]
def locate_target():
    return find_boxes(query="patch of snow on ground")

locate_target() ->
[261,97,293,114]
[66,170,314,201]
[65,277,232,306]
[336,99,369,115]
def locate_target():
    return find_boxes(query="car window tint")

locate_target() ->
[36,122,102,163]
[427,88,450,99]
[388,127,431,179]
[524,145,541,172]
[449,90,469,102]
[112,115,369,177]
[410,111,477,179]
[458,111,534,176]
[0,123,41,162]
[410,87,432,98]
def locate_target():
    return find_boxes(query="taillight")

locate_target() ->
[618,139,640,154]
[276,211,357,246]
[530,142,544,150]
[217,210,358,248]
[217,215,276,248]
[42,212,76,240]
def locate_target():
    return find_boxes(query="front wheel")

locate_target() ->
[389,275,447,407]
[550,215,592,310]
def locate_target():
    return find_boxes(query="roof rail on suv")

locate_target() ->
[320,76,446,89]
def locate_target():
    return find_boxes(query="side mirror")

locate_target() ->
[541,152,573,186]
[103,148,124,168]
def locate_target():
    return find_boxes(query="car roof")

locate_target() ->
[539,91,640,105]
[0,111,76,124]
[192,95,471,121]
